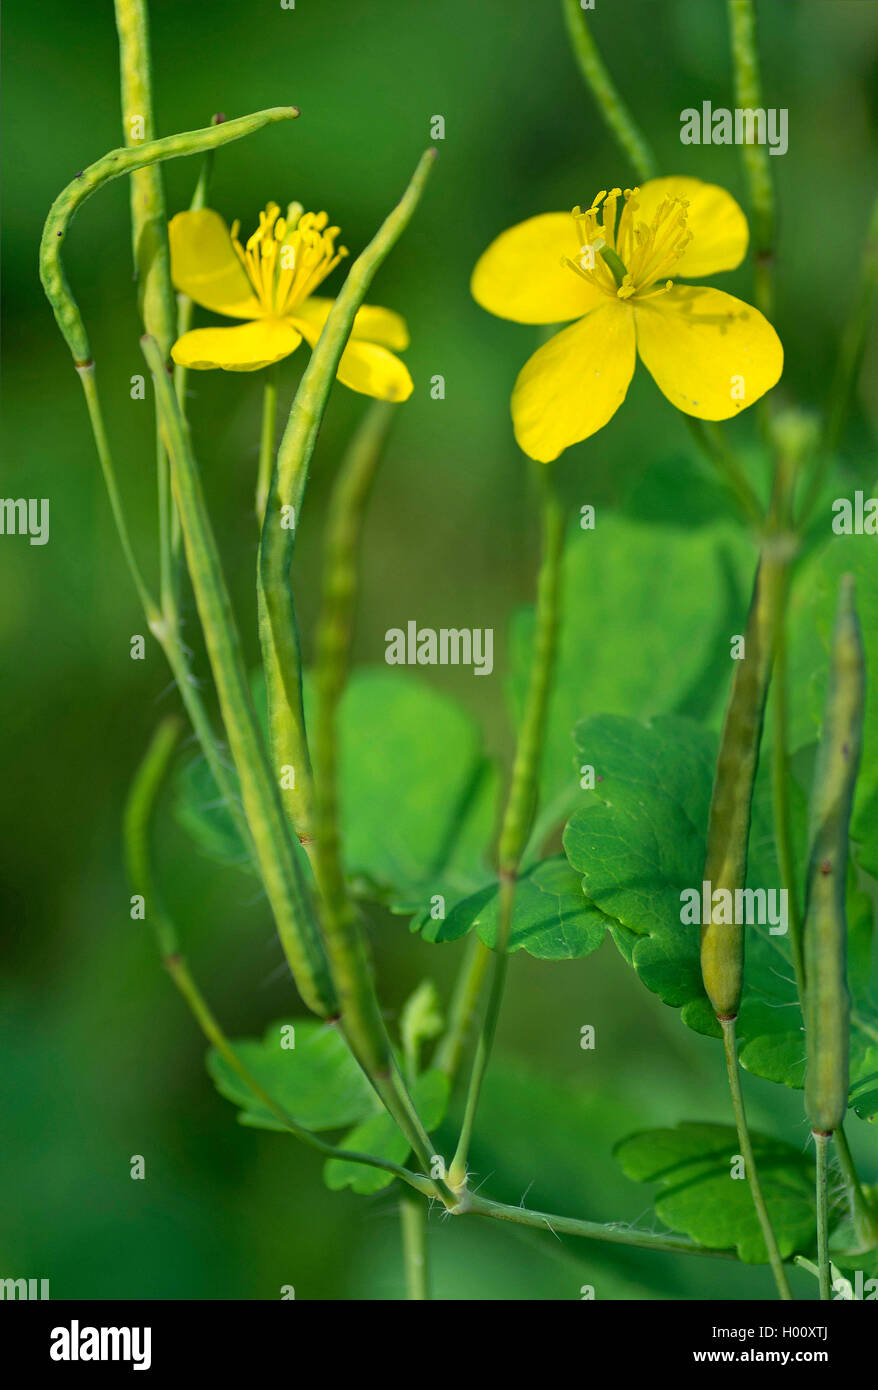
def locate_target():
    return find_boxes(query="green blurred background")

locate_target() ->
[2,0,877,1299]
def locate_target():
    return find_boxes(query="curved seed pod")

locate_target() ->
[804,574,864,1134]
[40,107,299,365]
[701,553,784,1017]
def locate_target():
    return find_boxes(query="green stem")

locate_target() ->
[124,717,432,1197]
[400,1192,430,1300]
[142,334,337,1019]
[814,1131,832,1300]
[256,367,279,524]
[449,463,565,1189]
[76,364,158,621]
[727,0,775,320]
[561,0,657,182]
[257,148,436,849]
[685,417,764,527]
[464,1192,737,1260]
[834,1126,878,1251]
[721,1018,793,1299]
[432,932,492,1079]
[799,192,878,527]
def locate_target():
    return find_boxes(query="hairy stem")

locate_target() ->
[834,1126,878,1251]
[464,1191,737,1260]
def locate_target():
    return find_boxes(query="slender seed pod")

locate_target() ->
[700,552,784,1018]
[804,574,864,1135]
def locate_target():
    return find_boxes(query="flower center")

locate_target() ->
[565,187,692,301]
[231,203,348,317]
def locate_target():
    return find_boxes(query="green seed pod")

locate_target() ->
[804,574,864,1134]
[701,554,783,1018]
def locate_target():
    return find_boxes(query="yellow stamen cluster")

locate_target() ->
[231,203,348,317]
[565,187,693,301]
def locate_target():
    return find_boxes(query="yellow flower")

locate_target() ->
[471,177,783,462]
[169,201,413,400]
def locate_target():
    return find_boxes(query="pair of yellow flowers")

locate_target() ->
[170,175,782,462]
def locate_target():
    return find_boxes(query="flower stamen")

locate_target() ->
[231,203,349,316]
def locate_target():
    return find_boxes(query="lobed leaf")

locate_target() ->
[414,855,608,961]
[563,713,878,1112]
[614,1122,815,1264]
[207,1019,375,1133]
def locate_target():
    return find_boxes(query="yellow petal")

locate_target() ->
[170,319,302,372]
[511,302,636,461]
[292,296,410,349]
[169,209,262,319]
[633,177,749,278]
[333,340,413,400]
[634,285,782,420]
[471,213,605,324]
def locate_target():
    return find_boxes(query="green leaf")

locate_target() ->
[508,514,750,845]
[325,667,496,911]
[563,713,878,1111]
[206,1020,375,1133]
[614,1122,815,1263]
[415,855,608,961]
[323,1070,450,1195]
